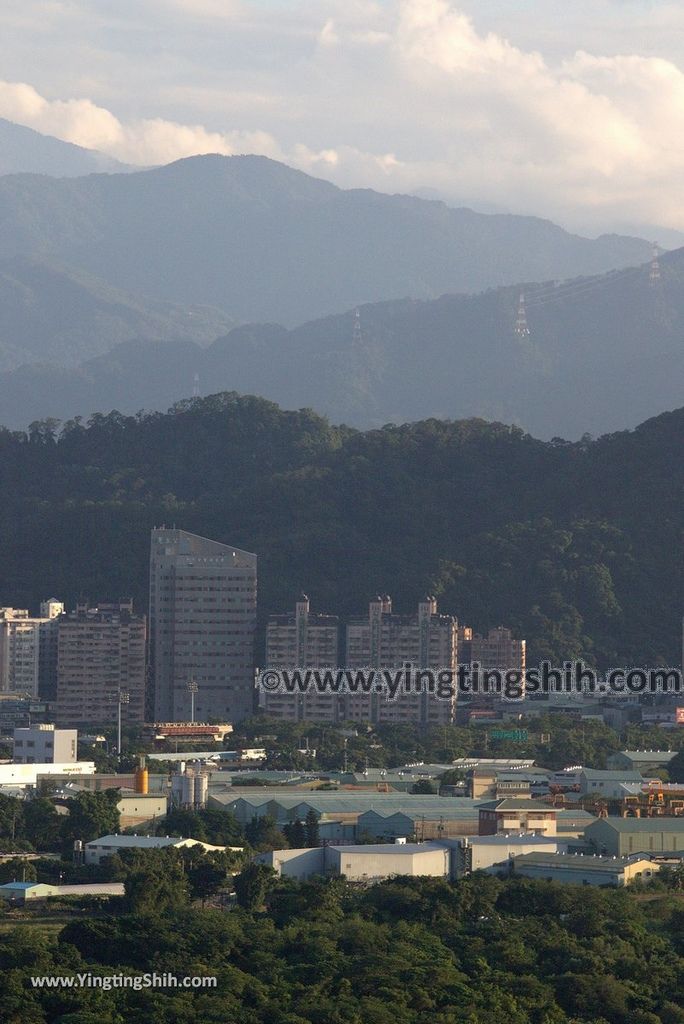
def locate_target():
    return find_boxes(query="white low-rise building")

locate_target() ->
[0,881,124,904]
[579,769,650,800]
[0,761,95,789]
[512,851,659,887]
[13,724,77,764]
[463,834,566,875]
[83,833,241,866]
[257,841,451,881]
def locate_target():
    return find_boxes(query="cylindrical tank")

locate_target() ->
[135,756,149,794]
[193,772,208,808]
[170,768,208,809]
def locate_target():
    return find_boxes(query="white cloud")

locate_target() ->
[2,1,684,230]
[0,79,283,163]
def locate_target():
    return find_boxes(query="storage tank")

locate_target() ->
[170,767,209,809]
[134,755,149,794]
[193,771,209,808]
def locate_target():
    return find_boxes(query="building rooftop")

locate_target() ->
[617,751,677,762]
[451,758,535,769]
[478,799,555,812]
[466,834,560,846]
[586,817,684,832]
[580,769,645,781]
[87,834,186,848]
[331,843,446,855]
[218,792,487,811]
[514,852,654,870]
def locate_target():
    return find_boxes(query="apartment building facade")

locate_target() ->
[149,529,257,723]
[0,601,64,698]
[54,601,146,725]
[263,594,339,721]
[344,596,458,725]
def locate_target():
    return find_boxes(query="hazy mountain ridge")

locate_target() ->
[0,256,235,369]
[0,153,653,327]
[1,249,682,438]
[0,117,132,177]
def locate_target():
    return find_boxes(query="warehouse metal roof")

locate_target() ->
[586,817,684,832]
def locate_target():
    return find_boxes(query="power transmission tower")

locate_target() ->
[649,242,661,286]
[352,308,363,348]
[514,292,531,337]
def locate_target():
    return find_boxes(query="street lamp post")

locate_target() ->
[187,678,198,723]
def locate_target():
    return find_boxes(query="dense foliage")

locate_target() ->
[0,791,119,855]
[0,393,680,668]
[236,716,684,773]
[1,872,683,1023]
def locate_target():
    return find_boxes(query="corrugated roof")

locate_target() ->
[87,835,184,847]
[581,769,645,781]
[478,799,554,811]
[617,751,676,762]
[218,793,487,812]
[514,852,651,869]
[587,818,684,832]
[331,843,445,855]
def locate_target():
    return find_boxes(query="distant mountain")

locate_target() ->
[0,256,235,370]
[0,118,131,176]
[0,154,654,326]
[1,248,682,439]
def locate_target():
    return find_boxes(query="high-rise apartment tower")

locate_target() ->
[149,529,257,723]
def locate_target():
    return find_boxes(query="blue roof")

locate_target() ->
[0,882,40,890]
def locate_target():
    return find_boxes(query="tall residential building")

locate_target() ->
[468,626,526,674]
[55,601,146,726]
[345,596,458,725]
[38,599,65,700]
[263,594,339,721]
[0,602,64,697]
[149,529,257,723]
[459,625,526,705]
[13,723,77,764]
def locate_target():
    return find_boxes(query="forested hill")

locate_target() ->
[1,394,681,667]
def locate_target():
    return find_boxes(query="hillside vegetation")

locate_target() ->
[0,393,680,667]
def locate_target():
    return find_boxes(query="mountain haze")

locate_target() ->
[0,154,653,326]
[0,118,131,176]
[2,248,682,438]
[0,256,235,369]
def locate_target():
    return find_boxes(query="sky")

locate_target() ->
[0,0,683,234]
